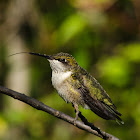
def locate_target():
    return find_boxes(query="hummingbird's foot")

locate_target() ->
[73,104,79,125]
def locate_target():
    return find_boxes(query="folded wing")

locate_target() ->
[72,67,123,124]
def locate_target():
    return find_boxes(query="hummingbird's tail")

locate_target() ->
[101,103,124,124]
[82,90,124,124]
[90,103,124,124]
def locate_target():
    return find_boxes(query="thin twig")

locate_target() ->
[0,85,120,140]
[78,111,107,139]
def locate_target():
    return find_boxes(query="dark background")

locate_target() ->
[0,0,140,139]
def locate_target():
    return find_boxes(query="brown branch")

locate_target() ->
[0,85,120,140]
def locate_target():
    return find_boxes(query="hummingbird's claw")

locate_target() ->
[73,117,78,126]
[73,104,79,125]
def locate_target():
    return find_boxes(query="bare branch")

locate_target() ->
[0,85,120,140]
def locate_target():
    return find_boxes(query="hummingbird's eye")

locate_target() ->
[58,58,67,63]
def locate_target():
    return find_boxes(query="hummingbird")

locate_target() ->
[10,52,123,124]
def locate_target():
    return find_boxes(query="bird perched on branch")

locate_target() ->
[10,52,123,124]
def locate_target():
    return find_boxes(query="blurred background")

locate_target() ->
[0,0,140,140]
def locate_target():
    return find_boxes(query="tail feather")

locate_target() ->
[102,102,124,124]
[83,93,123,122]
[79,85,123,124]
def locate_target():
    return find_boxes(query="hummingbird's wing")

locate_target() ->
[72,67,123,124]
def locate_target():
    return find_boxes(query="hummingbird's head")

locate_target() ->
[27,52,78,72]
[47,52,78,72]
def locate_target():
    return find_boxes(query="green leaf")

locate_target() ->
[98,57,131,86]
[54,14,87,46]
[122,43,140,63]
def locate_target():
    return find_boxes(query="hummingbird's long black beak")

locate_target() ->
[29,52,53,60]
[9,52,53,60]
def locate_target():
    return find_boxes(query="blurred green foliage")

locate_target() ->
[0,0,140,140]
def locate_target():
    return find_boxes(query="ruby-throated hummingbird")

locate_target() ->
[10,52,123,124]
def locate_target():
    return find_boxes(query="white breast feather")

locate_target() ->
[51,70,90,108]
[52,71,72,89]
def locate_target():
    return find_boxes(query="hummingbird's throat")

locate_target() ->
[48,59,68,73]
